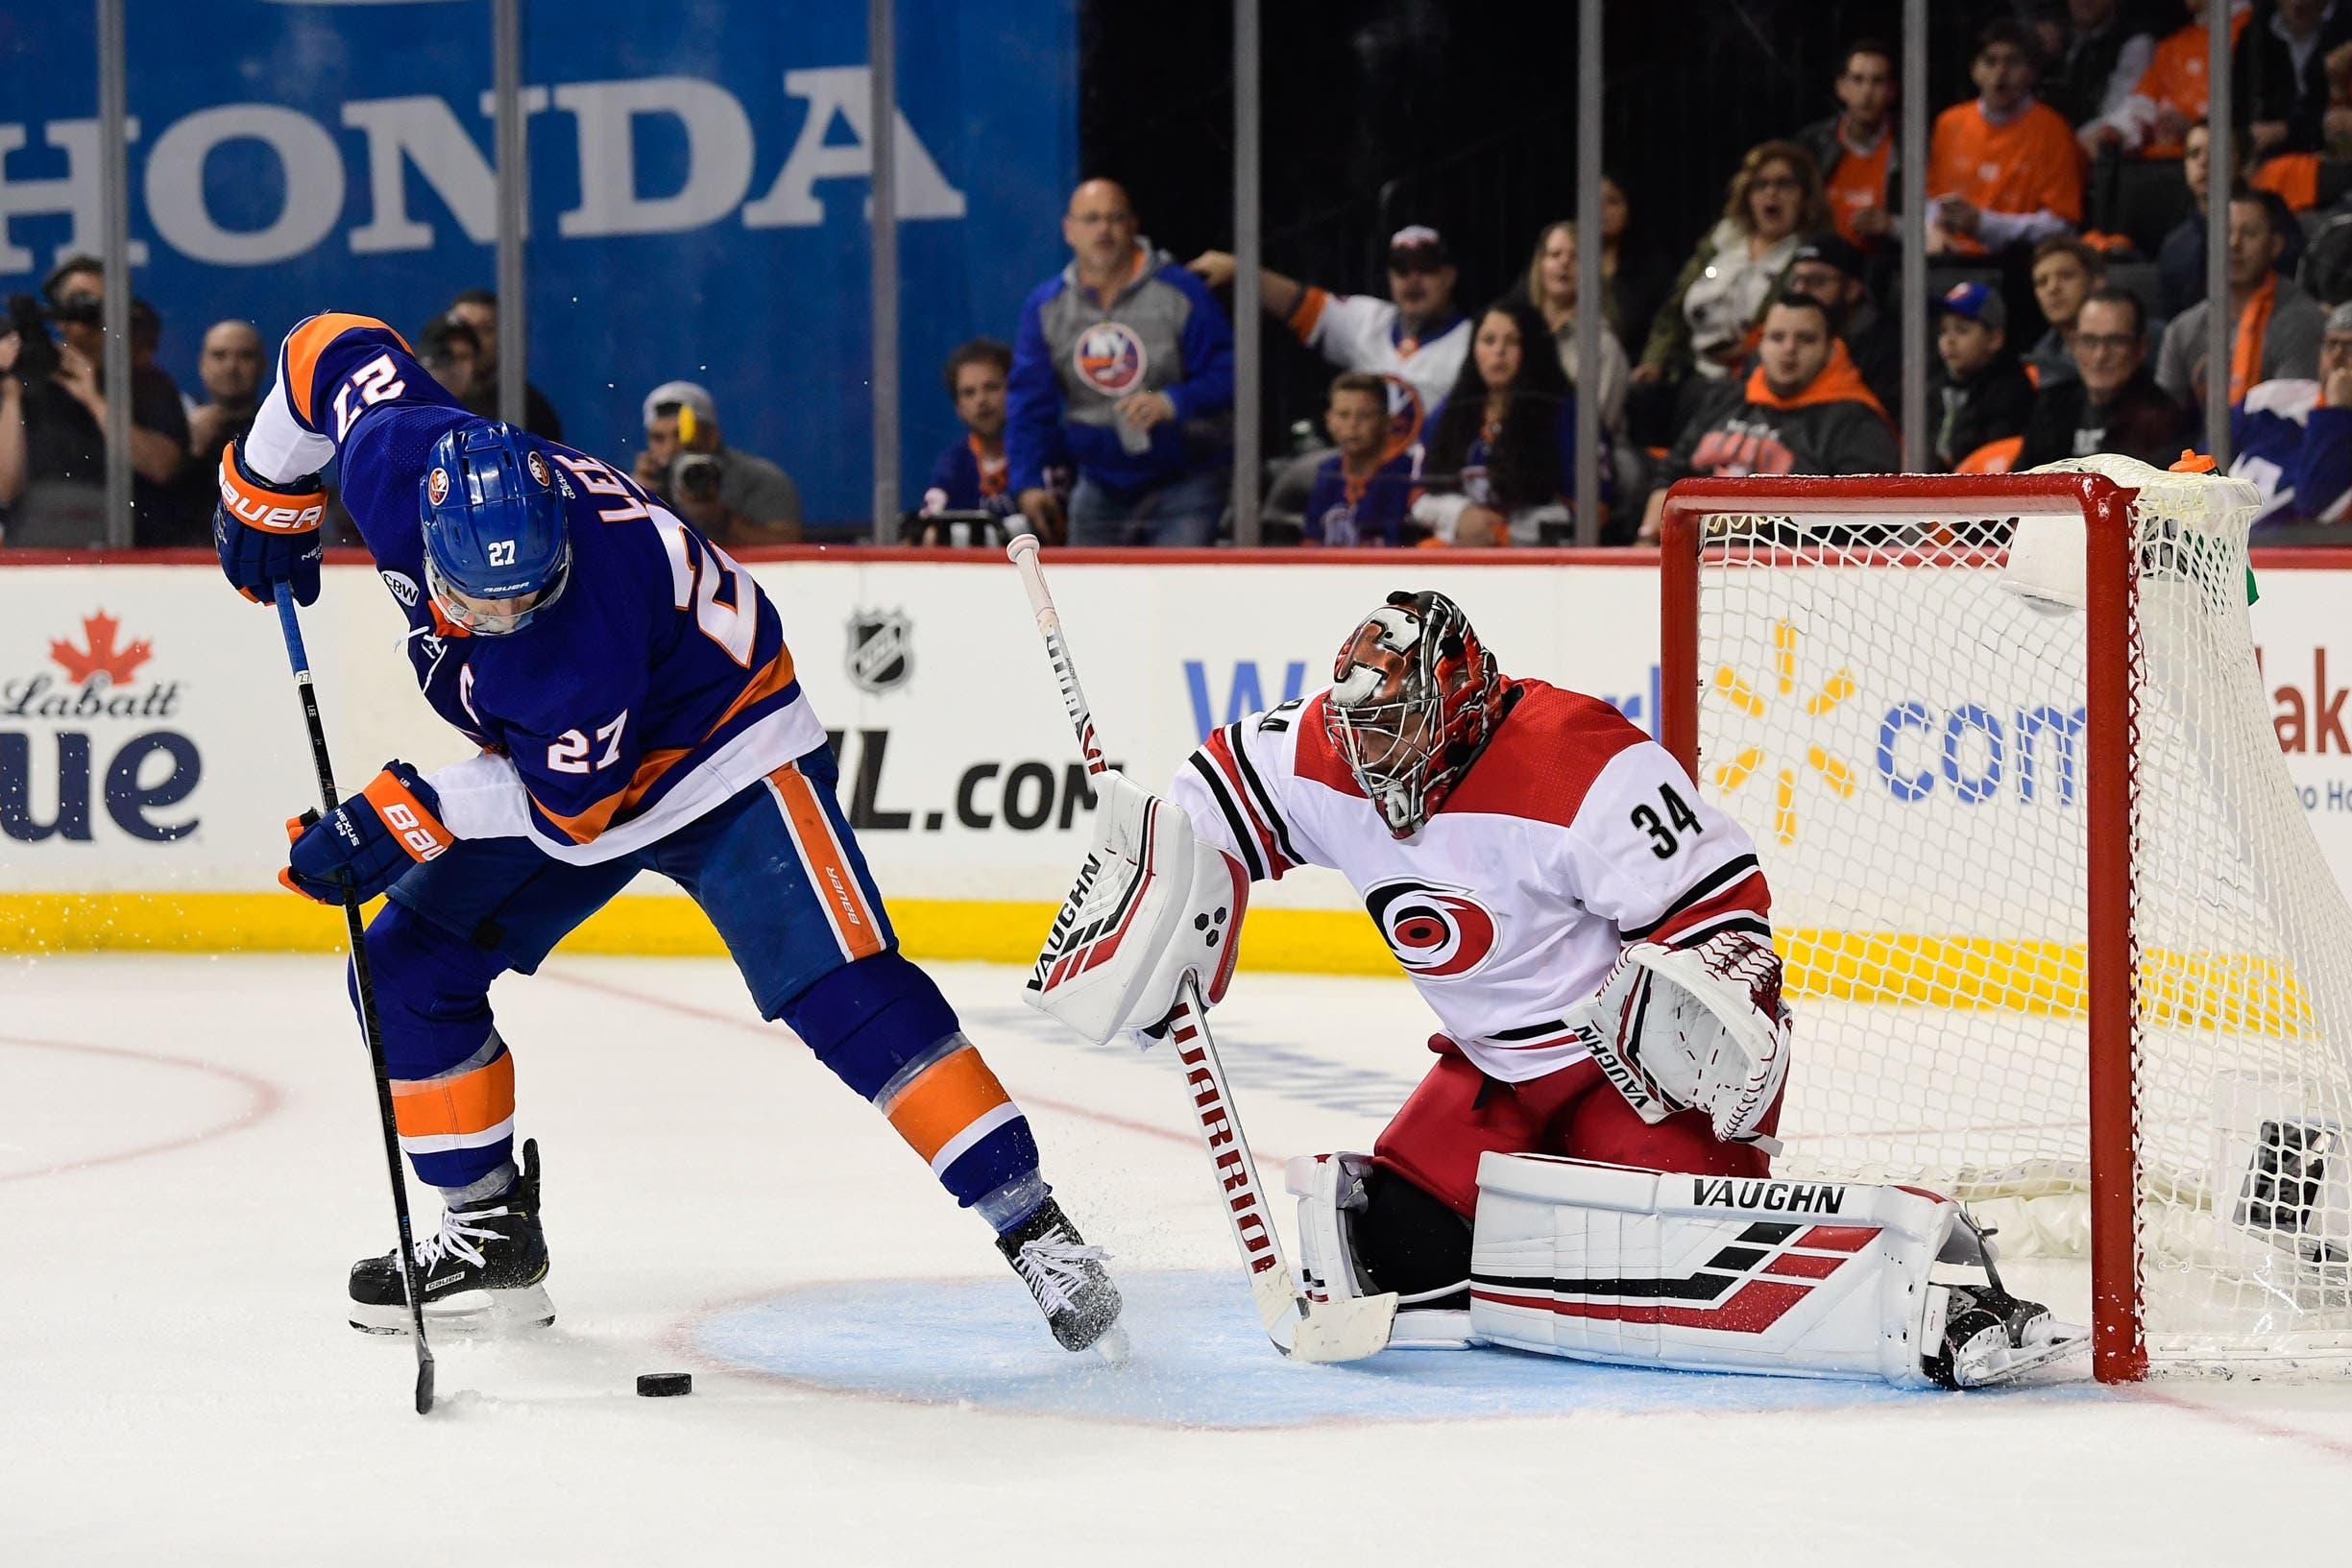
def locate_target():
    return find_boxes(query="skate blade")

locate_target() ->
[1091,1324,1132,1367]
[1955,1319,2091,1387]
[349,1282,556,1337]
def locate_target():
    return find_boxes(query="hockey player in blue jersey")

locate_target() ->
[211,312,1123,1353]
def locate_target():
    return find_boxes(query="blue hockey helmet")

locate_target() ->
[419,422,571,636]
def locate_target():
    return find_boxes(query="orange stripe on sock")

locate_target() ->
[769,762,884,960]
[884,1046,1011,1164]
[282,312,403,426]
[390,1050,515,1141]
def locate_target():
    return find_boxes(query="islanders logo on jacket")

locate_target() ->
[1073,322,1148,397]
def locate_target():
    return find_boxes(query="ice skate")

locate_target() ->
[350,1139,553,1335]
[997,1196,1124,1355]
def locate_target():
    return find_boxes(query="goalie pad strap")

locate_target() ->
[1467,1153,1954,1387]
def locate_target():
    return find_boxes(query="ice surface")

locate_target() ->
[4,953,2350,1563]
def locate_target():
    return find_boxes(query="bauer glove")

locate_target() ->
[214,439,327,606]
[282,761,453,904]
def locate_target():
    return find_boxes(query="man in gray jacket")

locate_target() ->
[2156,192,2326,406]
[1007,180,1235,546]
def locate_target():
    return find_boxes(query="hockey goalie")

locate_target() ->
[1031,589,2082,1387]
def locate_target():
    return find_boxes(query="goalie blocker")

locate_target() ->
[1289,1150,2084,1387]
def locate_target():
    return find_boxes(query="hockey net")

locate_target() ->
[1660,456,2352,1381]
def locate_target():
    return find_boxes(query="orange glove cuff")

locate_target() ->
[217,443,327,535]
[361,769,454,864]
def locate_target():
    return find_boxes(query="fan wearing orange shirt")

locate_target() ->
[1927,20,2085,257]
[1795,38,1900,253]
[2082,1,2252,159]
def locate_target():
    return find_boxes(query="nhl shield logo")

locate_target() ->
[847,610,913,693]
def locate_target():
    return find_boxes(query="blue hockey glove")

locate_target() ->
[282,762,454,904]
[215,439,327,607]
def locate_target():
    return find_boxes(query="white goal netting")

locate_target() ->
[1681,456,2352,1371]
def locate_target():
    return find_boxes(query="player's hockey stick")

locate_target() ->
[1006,536,1396,1363]
[272,584,436,1415]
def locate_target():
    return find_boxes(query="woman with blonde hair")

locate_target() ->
[1516,220,1631,434]
[1634,140,1827,398]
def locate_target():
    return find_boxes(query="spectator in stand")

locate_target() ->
[184,320,263,463]
[176,319,265,530]
[2083,1,2252,158]
[2156,189,2326,401]
[921,338,1017,523]
[1516,221,1630,436]
[1931,281,2038,470]
[0,323,22,523]
[2159,125,2310,315]
[0,255,191,545]
[1010,180,1234,546]
[1780,232,1902,413]
[2235,0,2352,157]
[1926,21,2085,256]
[1188,225,1467,435]
[1637,292,1898,541]
[2018,286,2190,464]
[2026,235,2106,384]
[445,288,562,440]
[632,379,804,546]
[1632,141,1824,443]
[1796,38,1901,254]
[1303,373,1421,546]
[2040,0,2161,129]
[1413,299,1584,547]
[1597,174,1671,359]
[2230,299,2352,524]
[415,315,480,402]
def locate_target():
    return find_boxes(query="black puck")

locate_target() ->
[636,1372,692,1397]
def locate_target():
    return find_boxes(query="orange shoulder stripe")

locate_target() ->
[283,312,408,426]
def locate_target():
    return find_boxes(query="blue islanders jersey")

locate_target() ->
[1300,447,1420,545]
[2229,378,2352,527]
[242,312,824,863]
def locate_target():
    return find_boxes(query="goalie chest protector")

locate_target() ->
[1171,681,1771,1086]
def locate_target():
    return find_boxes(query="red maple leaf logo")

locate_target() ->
[50,610,154,686]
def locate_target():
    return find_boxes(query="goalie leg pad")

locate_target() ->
[1467,1154,1958,1387]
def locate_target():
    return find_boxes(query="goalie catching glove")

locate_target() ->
[1026,768,1248,1043]
[1567,929,1791,1146]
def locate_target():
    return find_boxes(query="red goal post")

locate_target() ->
[1659,466,2352,1384]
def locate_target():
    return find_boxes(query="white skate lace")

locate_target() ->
[1014,1234,1107,1316]
[412,1201,510,1273]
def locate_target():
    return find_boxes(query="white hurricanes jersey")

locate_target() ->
[1169,680,1773,1085]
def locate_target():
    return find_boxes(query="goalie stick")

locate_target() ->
[1006,535,1396,1363]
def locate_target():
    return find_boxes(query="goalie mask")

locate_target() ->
[1325,591,1503,838]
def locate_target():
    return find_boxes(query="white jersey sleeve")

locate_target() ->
[1561,739,1771,950]
[1291,290,1402,373]
[1167,700,1329,882]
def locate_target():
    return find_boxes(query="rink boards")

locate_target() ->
[5,548,2352,980]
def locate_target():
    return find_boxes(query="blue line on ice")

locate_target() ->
[688,1267,2094,1427]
